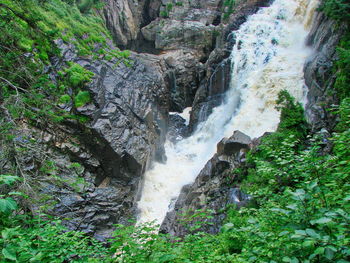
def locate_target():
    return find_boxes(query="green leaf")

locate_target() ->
[0,197,17,213]
[325,247,335,260]
[29,252,44,262]
[302,240,315,248]
[159,254,177,262]
[305,228,319,238]
[311,217,332,224]
[74,90,91,108]
[279,231,289,236]
[308,181,318,189]
[59,94,71,104]
[271,208,290,215]
[282,257,292,262]
[9,191,28,198]
[221,223,234,233]
[2,247,17,261]
[0,174,19,185]
[314,247,325,255]
[1,227,19,240]
[291,189,306,200]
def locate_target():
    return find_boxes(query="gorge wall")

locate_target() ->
[14,0,345,241]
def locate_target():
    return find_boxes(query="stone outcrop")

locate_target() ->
[55,40,169,179]
[142,19,216,54]
[161,50,205,111]
[304,12,347,131]
[160,131,252,236]
[34,40,170,240]
[99,0,161,49]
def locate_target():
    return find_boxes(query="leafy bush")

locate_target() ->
[334,35,350,100]
[320,0,350,22]
[1,216,110,262]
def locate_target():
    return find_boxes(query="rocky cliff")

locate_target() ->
[304,12,347,131]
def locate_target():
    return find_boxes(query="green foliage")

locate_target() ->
[160,3,174,18]
[0,218,108,262]
[276,90,308,137]
[0,173,108,262]
[0,175,19,216]
[74,90,91,107]
[333,34,350,100]
[0,0,349,261]
[0,0,129,125]
[320,0,350,22]
[64,62,94,88]
[109,222,233,263]
[77,0,102,13]
[223,0,236,21]
[225,93,350,261]
[160,10,169,18]
[321,0,350,100]
[166,3,173,12]
[105,92,350,262]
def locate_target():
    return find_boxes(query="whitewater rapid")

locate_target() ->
[137,0,319,225]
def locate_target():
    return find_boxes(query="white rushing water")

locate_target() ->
[137,0,319,225]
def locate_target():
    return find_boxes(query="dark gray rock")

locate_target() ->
[217,131,251,155]
[161,50,205,111]
[189,58,231,130]
[304,12,347,131]
[167,114,189,144]
[160,130,252,236]
[34,40,171,239]
[55,40,169,178]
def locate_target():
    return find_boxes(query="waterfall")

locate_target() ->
[137,0,319,225]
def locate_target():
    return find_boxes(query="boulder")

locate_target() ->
[217,131,251,155]
[167,114,189,143]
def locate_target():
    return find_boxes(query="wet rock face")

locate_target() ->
[56,40,169,180]
[189,57,231,131]
[304,12,347,131]
[167,114,189,144]
[160,131,252,236]
[42,40,170,239]
[162,50,206,111]
[217,131,252,155]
